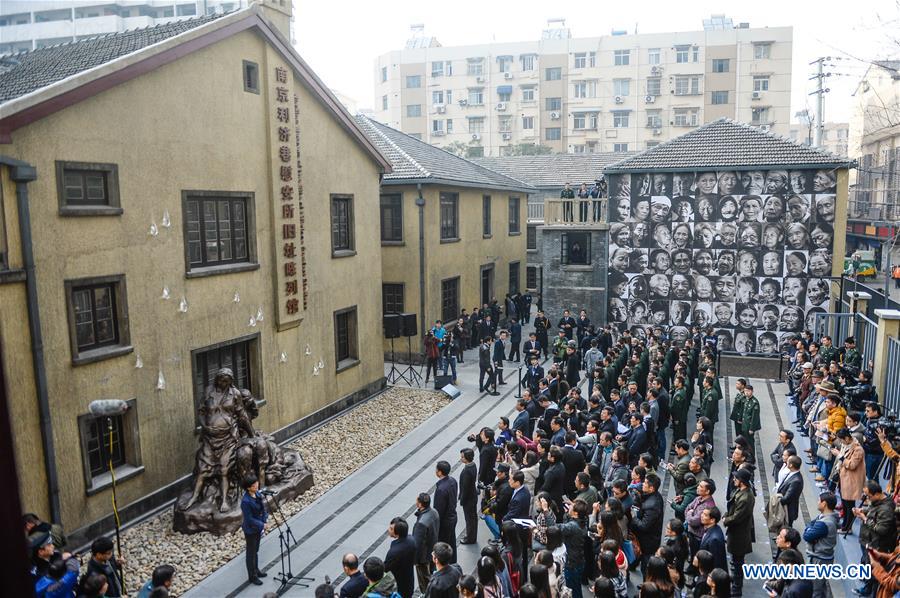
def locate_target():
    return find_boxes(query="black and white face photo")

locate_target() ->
[736,277,759,303]
[671,249,692,275]
[783,277,806,306]
[740,171,766,195]
[717,171,742,196]
[815,195,836,223]
[650,196,672,223]
[713,302,734,327]
[715,250,735,276]
[694,223,716,249]
[716,222,738,249]
[713,276,736,302]
[780,305,804,332]
[812,169,836,193]
[633,173,652,197]
[761,195,785,222]
[739,195,763,223]
[757,331,779,354]
[760,305,780,331]
[789,171,809,195]
[692,250,715,276]
[759,278,781,304]
[671,273,693,300]
[764,170,789,195]
[651,174,671,196]
[672,173,694,197]
[784,251,808,278]
[809,249,832,278]
[693,274,714,301]
[786,194,811,224]
[695,195,717,222]
[648,273,671,299]
[717,195,739,222]
[761,250,783,277]
[734,331,755,353]
[806,278,829,307]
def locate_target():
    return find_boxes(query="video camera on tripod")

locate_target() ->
[876,410,899,441]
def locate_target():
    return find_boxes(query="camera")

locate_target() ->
[876,410,899,439]
[467,433,477,442]
[476,481,488,492]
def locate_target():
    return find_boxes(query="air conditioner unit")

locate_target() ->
[504,72,513,79]
[434,104,446,113]
[751,91,761,100]
[476,76,485,83]
[650,66,662,75]
[496,102,507,111]
[550,111,560,120]
[502,132,512,140]
[433,130,445,136]
[645,95,655,103]
[653,128,661,135]
[472,133,481,140]
[759,124,770,132]
[458,99,468,106]
[614,95,624,104]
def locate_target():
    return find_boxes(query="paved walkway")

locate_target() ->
[185,337,861,597]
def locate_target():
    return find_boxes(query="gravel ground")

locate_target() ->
[114,386,449,596]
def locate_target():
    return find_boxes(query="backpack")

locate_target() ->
[505,550,521,594]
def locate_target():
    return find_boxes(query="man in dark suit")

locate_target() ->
[474,428,497,487]
[698,506,728,571]
[541,446,567,510]
[503,471,532,522]
[493,331,508,385]
[629,473,664,573]
[776,455,804,528]
[384,518,417,598]
[561,432,586,498]
[412,493,439,593]
[523,332,542,363]
[770,429,796,481]
[433,461,458,563]
[512,399,531,438]
[339,553,367,598]
[522,355,544,395]
[621,413,649,467]
[458,449,478,545]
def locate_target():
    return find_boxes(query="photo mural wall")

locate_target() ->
[605,169,838,353]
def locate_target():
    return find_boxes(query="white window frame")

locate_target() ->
[468,88,484,105]
[711,90,728,105]
[431,61,444,77]
[574,53,587,69]
[675,45,690,63]
[646,78,661,96]
[751,106,770,124]
[613,143,629,152]
[612,111,629,128]
[521,55,536,71]
[613,78,630,97]
[522,87,535,101]
[753,43,772,60]
[673,108,699,127]
[432,119,444,133]
[646,111,662,128]
[467,61,484,76]
[468,117,485,134]
[614,49,630,66]
[753,75,770,92]
[648,48,661,65]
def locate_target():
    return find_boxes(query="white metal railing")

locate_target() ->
[543,197,607,225]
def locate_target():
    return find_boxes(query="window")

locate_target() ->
[751,106,770,124]
[468,88,484,105]
[431,61,444,77]
[574,53,588,68]
[242,60,259,93]
[546,97,562,111]
[441,278,459,324]
[333,307,359,369]
[522,116,534,130]
[521,55,536,70]
[561,231,591,265]
[675,45,690,63]
[66,275,131,364]
[380,193,402,243]
[330,195,354,255]
[432,91,444,104]
[646,141,661,148]
[753,43,772,59]
[382,95,388,110]
[753,75,770,91]
[78,398,141,493]
[509,261,520,294]
[573,112,598,130]
[499,116,512,132]
[498,56,513,72]
[498,90,512,102]
[382,283,404,314]
[545,67,562,81]
[483,195,492,236]
[646,78,661,96]
[447,119,454,132]
[55,161,121,215]
[467,61,483,76]
[440,192,459,240]
[508,197,521,234]
[183,192,254,272]
[613,143,629,152]
[574,80,597,98]
[648,48,661,64]
[677,76,701,95]
[612,111,629,128]
[468,117,484,134]
[445,61,453,76]
[381,66,388,82]
[692,46,700,62]
[527,225,537,250]
[545,127,561,141]
[711,58,730,73]
[432,119,444,133]
[673,108,700,127]
[614,50,630,66]
[711,90,729,104]
[613,79,630,96]
[646,110,662,128]
[177,3,196,15]
[446,90,453,104]
[406,104,422,117]
[522,87,535,101]
[467,146,484,158]
[192,336,256,424]
[526,266,538,290]
[405,75,421,88]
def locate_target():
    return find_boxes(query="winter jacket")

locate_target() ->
[364,571,398,597]
[859,496,897,553]
[803,511,839,562]
[723,487,755,557]
[837,440,866,501]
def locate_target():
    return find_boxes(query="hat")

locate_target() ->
[567,340,577,349]
[815,381,840,395]
[802,362,813,369]
[734,468,753,485]
[30,532,52,552]
[497,463,511,473]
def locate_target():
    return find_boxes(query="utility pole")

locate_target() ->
[808,57,831,147]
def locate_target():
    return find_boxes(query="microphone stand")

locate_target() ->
[105,416,125,591]
[263,491,312,590]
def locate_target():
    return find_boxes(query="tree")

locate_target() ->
[442,141,470,157]
[507,143,553,156]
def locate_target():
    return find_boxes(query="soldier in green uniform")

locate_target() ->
[699,376,720,433]
[730,377,747,439]
[670,375,689,442]
[552,329,568,364]
[819,335,838,367]
[842,336,862,374]
[739,383,762,446]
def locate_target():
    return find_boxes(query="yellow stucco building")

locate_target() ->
[0,3,393,544]
[354,116,533,354]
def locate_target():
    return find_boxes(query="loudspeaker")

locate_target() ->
[401,313,418,337]
[383,314,402,339]
[434,374,453,389]
[440,384,461,400]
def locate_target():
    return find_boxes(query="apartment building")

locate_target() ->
[0,0,261,55]
[373,17,792,157]
[788,121,849,157]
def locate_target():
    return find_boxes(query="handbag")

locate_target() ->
[816,439,833,461]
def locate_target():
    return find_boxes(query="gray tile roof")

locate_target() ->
[604,118,853,173]
[355,115,535,193]
[473,153,632,189]
[0,12,225,104]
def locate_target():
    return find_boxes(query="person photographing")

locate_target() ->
[241,474,268,585]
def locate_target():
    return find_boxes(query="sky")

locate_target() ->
[293,0,900,124]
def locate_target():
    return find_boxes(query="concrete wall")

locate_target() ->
[381,184,527,350]
[0,29,386,534]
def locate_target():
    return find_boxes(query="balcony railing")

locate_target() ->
[848,196,899,222]
[527,201,544,222]
[543,198,607,225]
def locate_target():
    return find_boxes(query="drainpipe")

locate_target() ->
[2,156,61,524]
[416,184,426,338]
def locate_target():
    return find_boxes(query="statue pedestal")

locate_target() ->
[173,447,314,535]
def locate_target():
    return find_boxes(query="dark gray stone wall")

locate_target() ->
[537,225,609,327]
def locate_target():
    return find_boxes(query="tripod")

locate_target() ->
[386,336,410,385]
[264,492,313,590]
[401,335,424,387]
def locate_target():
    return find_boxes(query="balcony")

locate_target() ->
[848,199,899,222]
[542,198,607,225]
